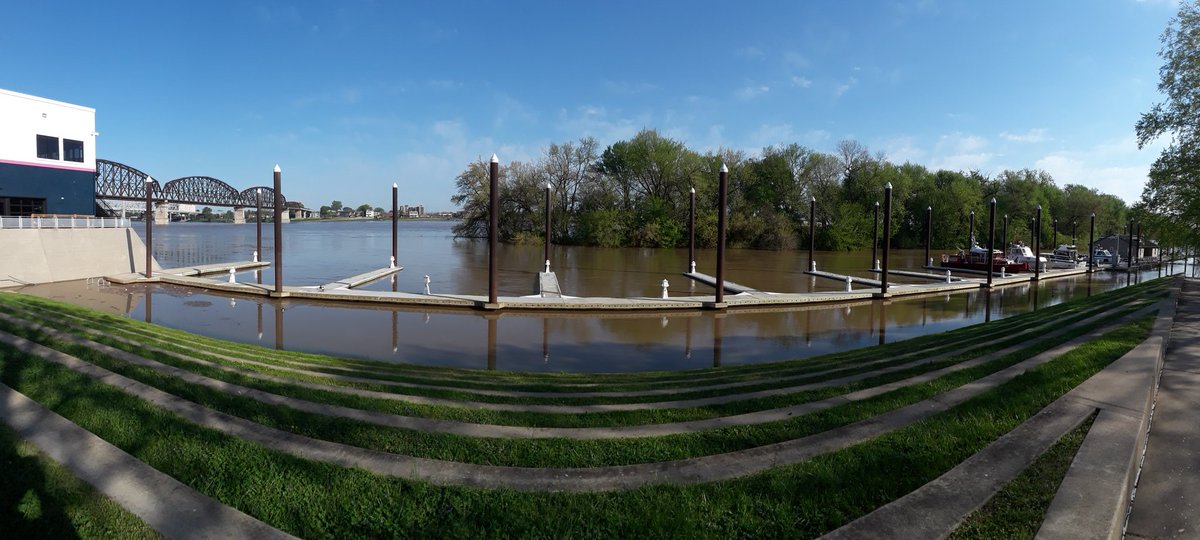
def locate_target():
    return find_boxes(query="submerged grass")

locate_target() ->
[0,304,1153,538]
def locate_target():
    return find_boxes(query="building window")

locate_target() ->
[63,139,84,162]
[1,197,47,217]
[37,135,59,160]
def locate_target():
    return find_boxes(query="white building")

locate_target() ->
[0,88,98,216]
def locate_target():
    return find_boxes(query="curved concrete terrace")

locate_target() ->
[0,277,1185,537]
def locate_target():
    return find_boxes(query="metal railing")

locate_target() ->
[0,216,132,229]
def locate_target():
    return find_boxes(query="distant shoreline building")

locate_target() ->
[0,88,97,216]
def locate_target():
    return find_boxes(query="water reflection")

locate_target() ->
[12,219,1186,373]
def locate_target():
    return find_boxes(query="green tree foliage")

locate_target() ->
[451,132,1129,251]
[1137,1,1200,248]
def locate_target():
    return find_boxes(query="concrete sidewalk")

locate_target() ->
[1125,278,1200,539]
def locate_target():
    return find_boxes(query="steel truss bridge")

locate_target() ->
[95,159,286,209]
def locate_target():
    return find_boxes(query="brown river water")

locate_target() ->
[13,220,1179,372]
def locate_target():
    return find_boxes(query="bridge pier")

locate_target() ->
[232,207,246,225]
[153,203,170,225]
[279,209,290,224]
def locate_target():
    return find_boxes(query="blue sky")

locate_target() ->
[0,0,1178,211]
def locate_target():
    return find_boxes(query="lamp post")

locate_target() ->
[688,186,696,274]
[1053,218,1058,249]
[1128,220,1134,269]
[1002,214,1009,253]
[255,190,262,265]
[808,196,816,271]
[1089,213,1096,272]
[488,154,499,305]
[924,205,932,267]
[715,163,728,305]
[144,176,153,278]
[881,182,893,295]
[544,182,552,272]
[392,182,398,268]
[968,211,975,247]
[273,165,282,295]
[1072,220,1077,245]
[1034,205,1042,281]
[987,198,996,288]
[872,201,879,270]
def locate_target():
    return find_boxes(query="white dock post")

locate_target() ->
[690,261,696,274]
[661,279,670,299]
[946,270,952,283]
[424,275,431,295]
[545,260,550,273]
[875,259,881,271]
[253,251,258,263]
[846,275,853,292]
[228,268,237,284]
[390,256,396,269]
[929,257,934,267]
[1001,267,1006,278]
[811,260,817,271]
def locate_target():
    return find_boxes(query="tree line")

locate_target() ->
[452,129,1130,251]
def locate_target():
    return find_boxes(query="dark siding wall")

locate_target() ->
[0,162,95,215]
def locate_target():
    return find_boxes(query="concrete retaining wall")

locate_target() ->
[0,228,159,288]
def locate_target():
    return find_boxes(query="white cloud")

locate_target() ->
[834,77,858,97]
[604,80,658,95]
[1000,128,1049,143]
[556,105,643,143]
[735,46,766,59]
[929,132,994,171]
[881,136,923,164]
[783,51,810,69]
[791,76,813,88]
[1031,135,1161,204]
[427,79,462,90]
[737,85,771,100]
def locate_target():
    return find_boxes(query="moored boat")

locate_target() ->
[1044,244,1088,269]
[1006,241,1046,272]
[1092,247,1118,266]
[942,238,1027,273]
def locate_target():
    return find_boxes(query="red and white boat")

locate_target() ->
[942,237,1028,273]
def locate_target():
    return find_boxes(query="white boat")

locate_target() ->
[1006,242,1047,271]
[1044,244,1087,269]
[1091,247,1118,266]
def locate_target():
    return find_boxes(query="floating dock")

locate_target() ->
[106,259,1105,312]
[682,271,759,293]
[320,266,403,290]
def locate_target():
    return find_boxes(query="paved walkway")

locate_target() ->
[1126,278,1200,539]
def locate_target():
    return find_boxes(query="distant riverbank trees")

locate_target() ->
[452,129,1129,251]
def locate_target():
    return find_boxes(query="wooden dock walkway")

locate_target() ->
[868,268,968,282]
[320,266,403,290]
[805,270,882,287]
[682,272,759,293]
[537,272,563,298]
[106,260,270,284]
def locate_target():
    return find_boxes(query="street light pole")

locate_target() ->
[881,183,893,295]
[144,176,153,278]
[488,154,499,305]
[688,186,696,274]
[716,163,728,305]
[273,165,283,295]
